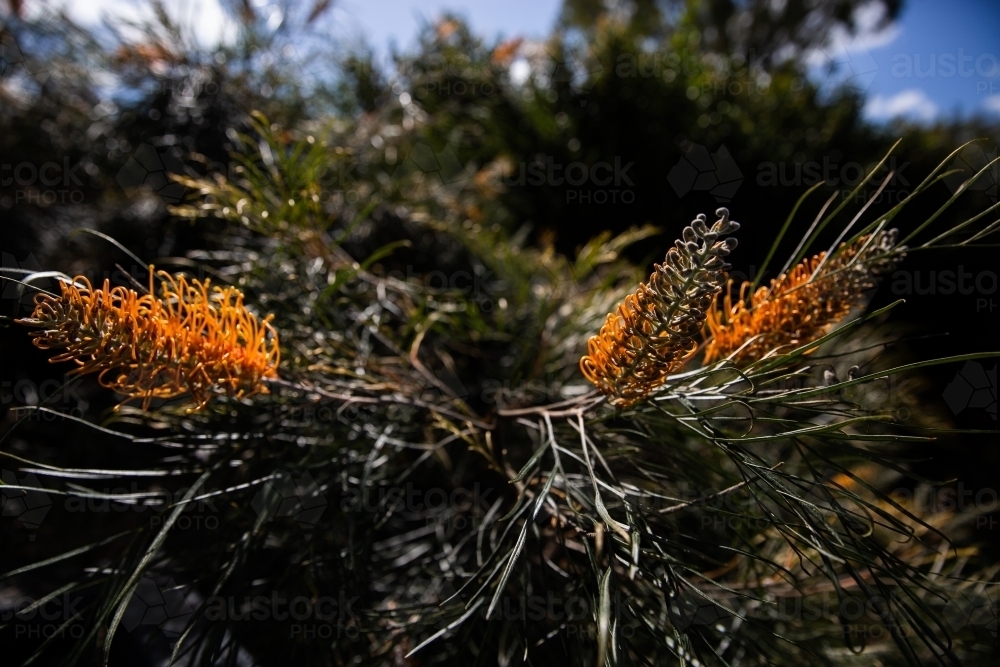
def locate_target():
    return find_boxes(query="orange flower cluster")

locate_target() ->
[703,230,902,365]
[17,269,280,409]
[580,209,739,406]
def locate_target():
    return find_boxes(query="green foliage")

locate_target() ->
[560,0,904,62]
[1,4,998,667]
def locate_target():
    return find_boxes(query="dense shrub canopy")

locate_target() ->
[1,2,997,666]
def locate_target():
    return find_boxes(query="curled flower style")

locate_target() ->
[580,208,740,406]
[703,229,903,365]
[17,268,280,409]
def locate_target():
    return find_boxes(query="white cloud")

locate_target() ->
[864,88,939,122]
[984,95,1000,116]
[807,0,902,62]
[38,0,239,49]
[803,1,900,95]
[851,0,903,47]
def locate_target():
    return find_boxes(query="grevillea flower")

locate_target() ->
[703,229,903,365]
[17,268,280,409]
[580,208,739,406]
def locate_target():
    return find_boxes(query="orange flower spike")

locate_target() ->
[703,229,904,365]
[17,266,280,409]
[580,208,740,407]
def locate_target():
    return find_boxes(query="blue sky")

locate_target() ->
[853,0,1000,122]
[335,0,563,48]
[61,0,1000,123]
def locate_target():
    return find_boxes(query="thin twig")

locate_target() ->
[658,463,784,514]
